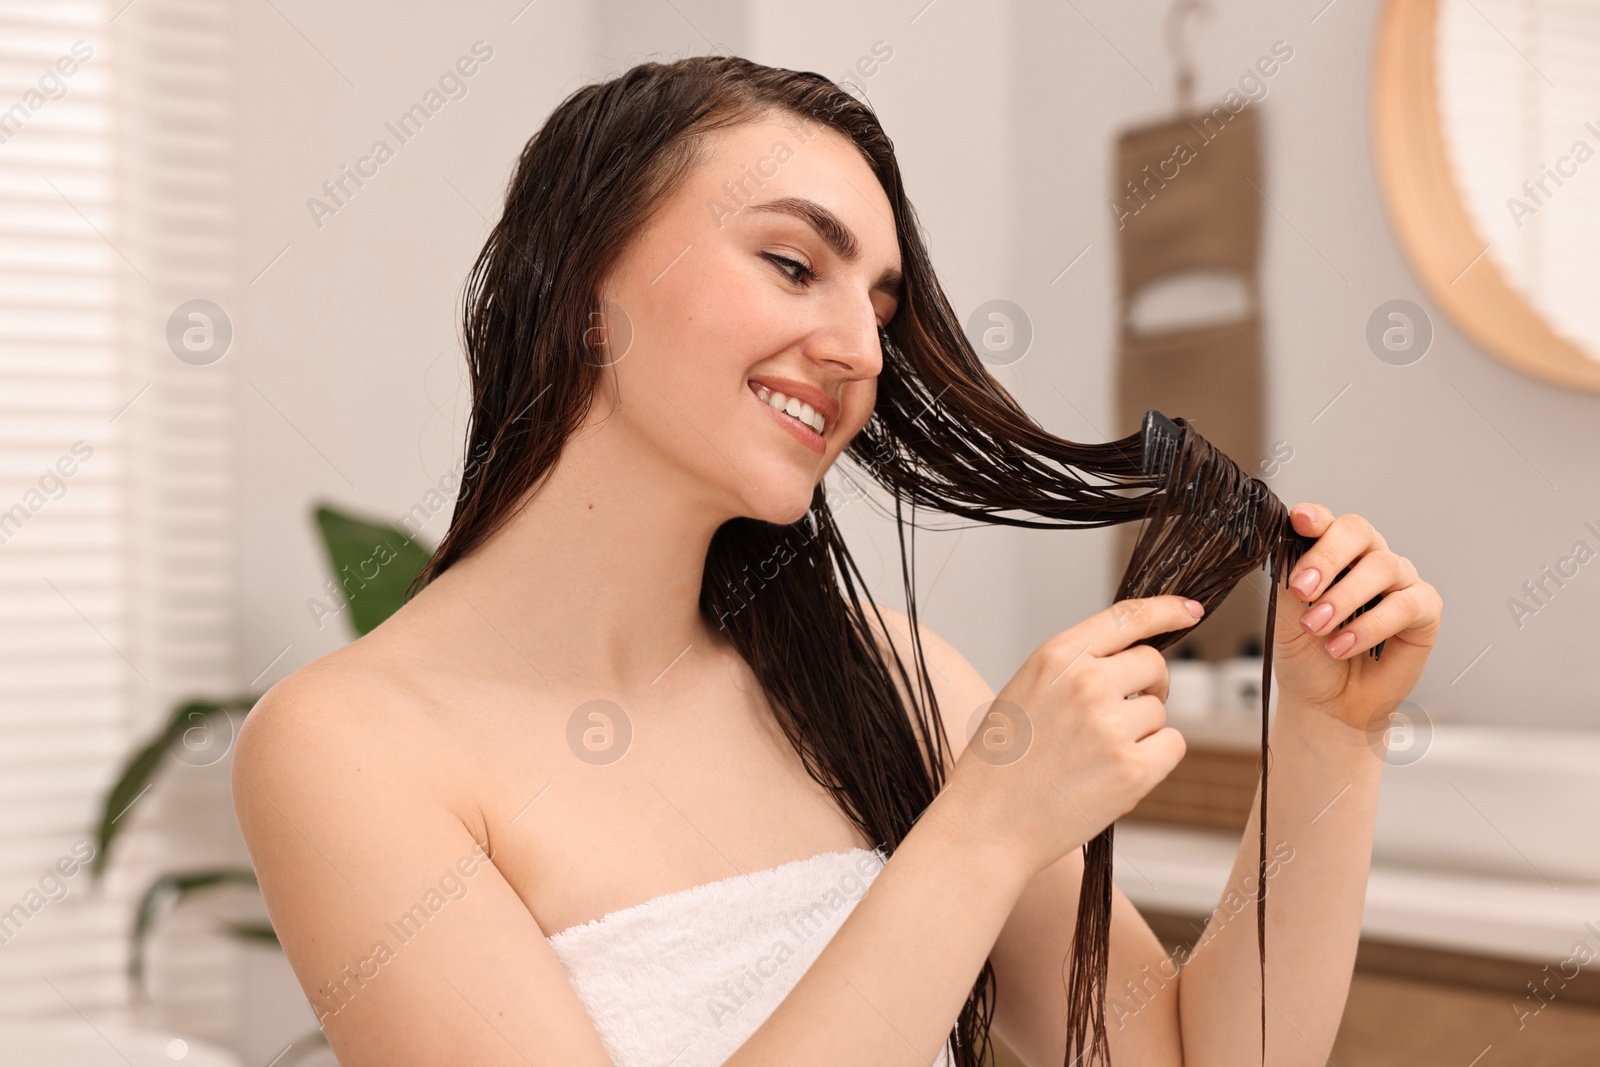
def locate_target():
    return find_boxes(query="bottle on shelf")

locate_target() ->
[1164,643,1218,723]
[1216,637,1278,722]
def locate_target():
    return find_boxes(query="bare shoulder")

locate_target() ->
[859,600,997,774]
[229,652,611,1065]
[230,648,486,856]
[228,643,492,895]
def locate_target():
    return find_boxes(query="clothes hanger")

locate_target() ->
[1164,0,1212,115]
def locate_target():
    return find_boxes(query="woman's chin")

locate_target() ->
[741,483,819,526]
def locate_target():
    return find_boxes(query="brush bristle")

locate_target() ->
[1139,409,1183,489]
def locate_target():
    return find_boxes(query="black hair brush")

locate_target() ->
[1133,408,1385,661]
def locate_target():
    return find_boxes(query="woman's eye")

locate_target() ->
[761,252,816,286]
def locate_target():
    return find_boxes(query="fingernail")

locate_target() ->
[1291,568,1319,596]
[1327,631,1356,657]
[1184,599,1205,618]
[1301,602,1333,632]
[1294,506,1314,523]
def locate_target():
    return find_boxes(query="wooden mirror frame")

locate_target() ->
[1371,0,1600,392]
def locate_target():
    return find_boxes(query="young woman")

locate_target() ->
[232,55,1442,1067]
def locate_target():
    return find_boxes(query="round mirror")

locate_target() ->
[1373,0,1600,391]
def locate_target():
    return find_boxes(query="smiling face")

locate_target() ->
[585,112,904,526]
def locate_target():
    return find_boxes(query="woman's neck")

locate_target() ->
[426,422,737,695]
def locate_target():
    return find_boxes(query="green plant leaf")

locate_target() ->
[92,696,259,881]
[311,502,435,637]
[219,919,280,944]
[130,869,260,995]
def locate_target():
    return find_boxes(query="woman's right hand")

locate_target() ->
[945,595,1205,881]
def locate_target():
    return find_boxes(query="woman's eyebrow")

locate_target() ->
[745,196,904,303]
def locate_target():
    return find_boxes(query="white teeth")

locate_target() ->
[754,385,826,435]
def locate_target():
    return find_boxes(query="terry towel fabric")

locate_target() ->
[546,846,956,1067]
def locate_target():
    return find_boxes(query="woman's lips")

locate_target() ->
[749,381,826,456]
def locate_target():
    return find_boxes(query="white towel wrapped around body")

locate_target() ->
[546,846,956,1067]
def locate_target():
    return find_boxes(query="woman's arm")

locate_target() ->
[1174,701,1384,1066]
[858,605,1187,1067]
[1179,501,1439,1065]
[724,779,1037,1066]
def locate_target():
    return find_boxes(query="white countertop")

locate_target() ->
[1113,821,1600,964]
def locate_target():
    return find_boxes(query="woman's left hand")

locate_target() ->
[1269,502,1443,735]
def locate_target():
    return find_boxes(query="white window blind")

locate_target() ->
[0,0,128,1022]
[1437,0,1600,358]
[1,0,242,1045]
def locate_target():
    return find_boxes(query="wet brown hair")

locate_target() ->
[408,53,1324,1067]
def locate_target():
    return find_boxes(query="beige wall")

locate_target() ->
[234,0,590,676]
